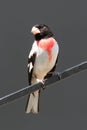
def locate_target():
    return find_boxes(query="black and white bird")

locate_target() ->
[25,24,59,114]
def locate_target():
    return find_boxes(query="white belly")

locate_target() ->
[33,41,59,79]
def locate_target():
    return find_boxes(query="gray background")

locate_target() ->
[0,0,87,130]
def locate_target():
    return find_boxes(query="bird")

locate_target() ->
[25,24,59,114]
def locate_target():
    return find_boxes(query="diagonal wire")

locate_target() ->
[0,61,87,106]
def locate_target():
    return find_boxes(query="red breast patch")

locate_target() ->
[37,38,55,61]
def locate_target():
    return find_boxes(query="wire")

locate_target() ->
[0,61,87,106]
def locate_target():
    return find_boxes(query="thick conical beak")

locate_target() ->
[31,26,40,35]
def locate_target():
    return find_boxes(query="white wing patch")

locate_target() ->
[28,62,33,72]
[29,41,38,59]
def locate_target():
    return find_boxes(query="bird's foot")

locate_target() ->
[36,79,46,91]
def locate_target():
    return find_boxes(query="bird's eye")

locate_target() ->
[38,25,43,29]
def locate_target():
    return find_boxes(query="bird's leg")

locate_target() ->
[36,79,46,91]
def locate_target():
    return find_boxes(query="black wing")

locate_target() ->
[28,53,36,85]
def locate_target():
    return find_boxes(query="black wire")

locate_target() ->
[0,61,87,106]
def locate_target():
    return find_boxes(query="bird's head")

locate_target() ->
[31,24,54,40]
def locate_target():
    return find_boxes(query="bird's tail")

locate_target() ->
[25,90,40,114]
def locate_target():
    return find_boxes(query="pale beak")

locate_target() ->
[31,26,40,35]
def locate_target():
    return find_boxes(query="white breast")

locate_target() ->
[30,40,59,79]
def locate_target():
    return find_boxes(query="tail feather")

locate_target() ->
[25,90,40,114]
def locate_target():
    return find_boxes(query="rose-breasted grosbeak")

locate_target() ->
[25,24,59,114]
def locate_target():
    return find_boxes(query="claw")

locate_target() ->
[36,79,46,91]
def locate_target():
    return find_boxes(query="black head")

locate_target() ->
[31,24,54,40]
